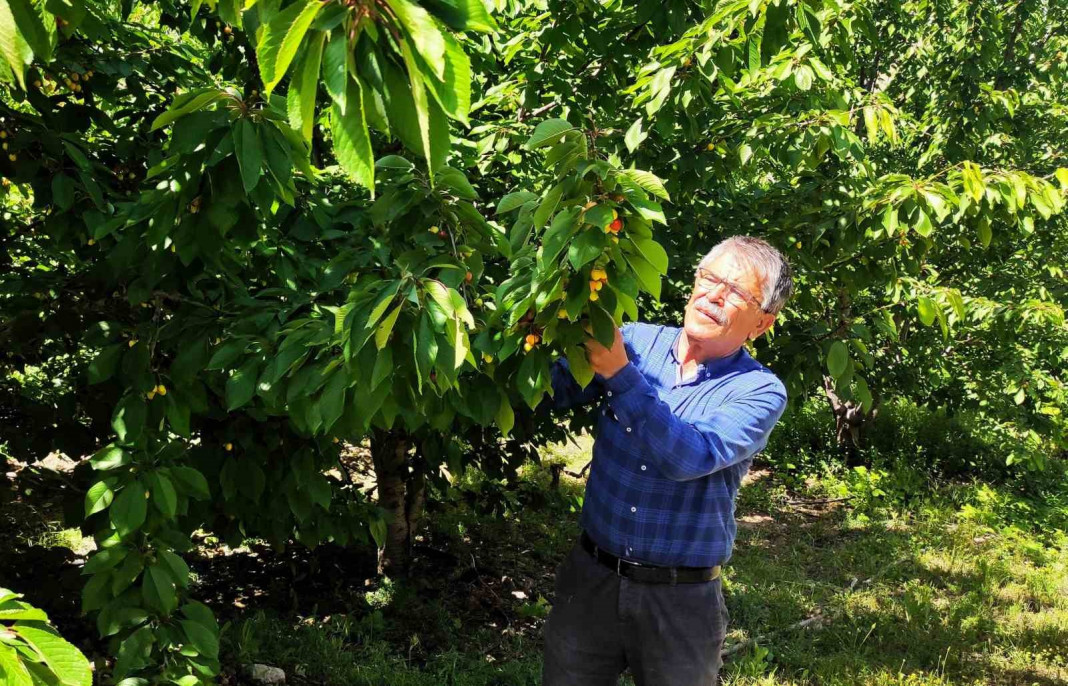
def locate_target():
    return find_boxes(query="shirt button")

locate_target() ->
[641,465,647,471]
[626,427,632,433]
[606,391,613,397]
[630,506,637,513]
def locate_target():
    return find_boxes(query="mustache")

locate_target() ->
[693,299,729,324]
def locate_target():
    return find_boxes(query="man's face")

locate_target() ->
[683,251,776,351]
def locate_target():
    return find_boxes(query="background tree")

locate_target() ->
[2,0,1066,683]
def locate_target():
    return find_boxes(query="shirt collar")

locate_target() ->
[670,329,745,384]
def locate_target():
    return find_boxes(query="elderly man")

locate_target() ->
[542,235,794,686]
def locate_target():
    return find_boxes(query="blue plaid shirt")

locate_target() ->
[550,322,787,568]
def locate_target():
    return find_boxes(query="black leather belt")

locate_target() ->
[580,532,721,585]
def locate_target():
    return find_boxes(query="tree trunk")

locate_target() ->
[370,428,411,574]
[823,376,878,468]
[369,429,427,575]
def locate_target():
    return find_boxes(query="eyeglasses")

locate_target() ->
[694,268,768,312]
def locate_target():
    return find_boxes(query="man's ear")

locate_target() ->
[749,312,776,340]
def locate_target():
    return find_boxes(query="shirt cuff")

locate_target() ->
[601,362,643,395]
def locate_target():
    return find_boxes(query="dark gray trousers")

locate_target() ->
[542,538,728,686]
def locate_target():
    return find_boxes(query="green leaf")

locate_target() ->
[233,119,264,193]
[532,182,563,229]
[10,625,91,686]
[625,253,661,300]
[375,304,403,349]
[564,345,594,388]
[7,0,51,63]
[151,472,178,518]
[150,88,226,131]
[568,228,607,270]
[90,445,127,471]
[171,466,210,500]
[381,58,449,171]
[0,644,33,686]
[111,395,146,443]
[110,483,147,537]
[369,517,386,548]
[424,280,456,316]
[624,118,647,153]
[319,372,347,432]
[51,174,75,211]
[158,550,190,589]
[87,344,123,384]
[497,191,537,215]
[542,208,579,265]
[416,30,471,125]
[588,304,615,348]
[917,296,938,326]
[390,0,447,80]
[630,237,669,274]
[375,155,414,170]
[516,348,548,409]
[620,169,670,201]
[583,204,615,230]
[628,196,666,225]
[863,106,879,142]
[371,346,393,387]
[331,76,375,193]
[142,564,177,615]
[437,167,477,198]
[288,31,325,145]
[165,394,191,438]
[826,341,849,379]
[913,207,933,237]
[259,0,323,94]
[85,480,114,516]
[977,215,992,248]
[794,64,813,91]
[0,602,48,622]
[322,30,348,113]
[226,359,260,410]
[421,0,497,32]
[495,390,514,435]
[399,39,436,180]
[525,119,574,150]
[0,0,30,88]
[206,340,247,370]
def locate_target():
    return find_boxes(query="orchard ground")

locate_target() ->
[2,401,1067,686]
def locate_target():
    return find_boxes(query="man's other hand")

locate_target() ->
[584,328,629,379]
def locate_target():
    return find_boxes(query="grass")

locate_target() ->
[215,432,1068,686]
[5,420,1065,685]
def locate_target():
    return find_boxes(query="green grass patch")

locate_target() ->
[219,432,1068,685]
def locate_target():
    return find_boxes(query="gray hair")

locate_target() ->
[696,236,794,314]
